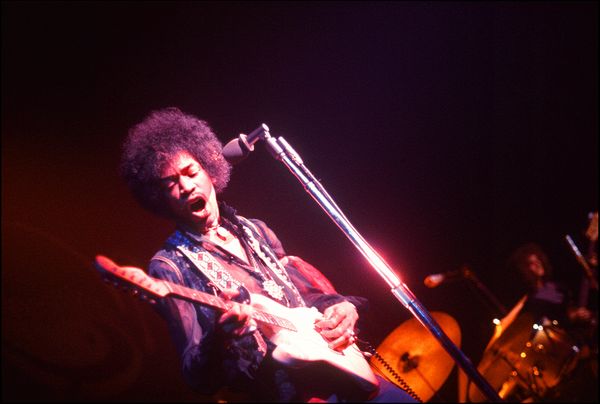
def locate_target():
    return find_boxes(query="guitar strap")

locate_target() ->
[166,230,268,357]
[168,230,244,291]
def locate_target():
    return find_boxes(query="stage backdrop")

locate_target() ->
[3,2,597,402]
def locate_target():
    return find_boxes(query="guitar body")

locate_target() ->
[249,294,379,393]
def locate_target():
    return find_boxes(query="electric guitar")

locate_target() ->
[94,255,379,395]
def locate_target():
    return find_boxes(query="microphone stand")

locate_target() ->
[463,268,508,317]
[250,125,502,402]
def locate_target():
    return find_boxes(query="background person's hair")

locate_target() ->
[120,107,231,219]
[508,242,554,290]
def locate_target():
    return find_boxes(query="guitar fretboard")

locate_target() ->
[99,258,298,333]
[163,281,297,332]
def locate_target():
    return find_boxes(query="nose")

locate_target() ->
[178,176,195,195]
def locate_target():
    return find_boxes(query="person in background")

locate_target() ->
[508,242,592,327]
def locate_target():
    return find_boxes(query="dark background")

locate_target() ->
[2,1,597,402]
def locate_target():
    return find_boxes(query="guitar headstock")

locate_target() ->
[94,255,170,300]
[586,211,598,242]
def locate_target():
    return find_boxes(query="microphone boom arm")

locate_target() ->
[463,269,508,317]
[261,132,503,402]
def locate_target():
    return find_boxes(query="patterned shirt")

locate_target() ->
[148,207,367,401]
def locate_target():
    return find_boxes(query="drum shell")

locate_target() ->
[469,313,580,402]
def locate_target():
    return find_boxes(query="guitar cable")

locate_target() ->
[356,337,423,403]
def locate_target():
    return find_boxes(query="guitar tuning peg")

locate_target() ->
[131,289,139,296]
[148,299,157,305]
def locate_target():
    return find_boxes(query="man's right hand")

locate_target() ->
[217,289,258,337]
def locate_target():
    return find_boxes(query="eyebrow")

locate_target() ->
[160,162,200,183]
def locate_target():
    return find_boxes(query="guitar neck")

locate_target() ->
[94,255,297,332]
[160,280,296,331]
[578,212,599,307]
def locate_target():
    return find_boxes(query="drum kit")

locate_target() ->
[370,310,587,402]
[467,312,580,402]
[370,213,598,402]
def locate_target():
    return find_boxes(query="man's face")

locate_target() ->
[159,151,219,232]
[525,253,545,278]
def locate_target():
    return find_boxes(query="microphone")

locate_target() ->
[222,123,270,164]
[424,266,471,288]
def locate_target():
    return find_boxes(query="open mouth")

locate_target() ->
[190,198,206,212]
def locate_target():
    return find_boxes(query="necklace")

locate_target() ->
[238,221,305,307]
[206,223,230,242]
[237,235,287,303]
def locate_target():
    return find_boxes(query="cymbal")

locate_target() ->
[370,311,461,402]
